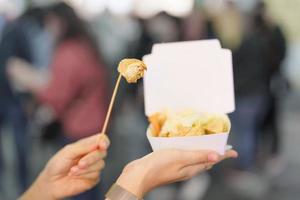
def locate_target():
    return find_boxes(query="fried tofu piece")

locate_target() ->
[203,117,226,134]
[118,59,147,83]
[148,112,167,137]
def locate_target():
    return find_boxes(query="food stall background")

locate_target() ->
[0,0,300,199]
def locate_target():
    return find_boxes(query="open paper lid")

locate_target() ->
[152,39,221,55]
[143,47,235,116]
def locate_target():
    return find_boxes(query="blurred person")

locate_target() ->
[8,2,108,200]
[0,15,6,39]
[134,18,154,60]
[146,12,181,43]
[90,11,141,71]
[228,1,286,197]
[181,9,206,41]
[254,1,287,177]
[212,0,243,50]
[26,8,54,71]
[0,7,48,193]
[181,8,217,41]
[19,132,237,200]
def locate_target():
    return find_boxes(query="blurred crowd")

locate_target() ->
[0,0,296,200]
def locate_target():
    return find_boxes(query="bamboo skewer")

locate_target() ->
[100,74,122,135]
[99,58,146,140]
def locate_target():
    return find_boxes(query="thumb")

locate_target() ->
[97,133,110,150]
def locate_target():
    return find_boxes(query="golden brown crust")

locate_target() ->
[203,117,225,134]
[118,59,147,83]
[148,112,166,137]
[148,111,230,137]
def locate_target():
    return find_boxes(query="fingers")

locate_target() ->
[180,164,207,180]
[69,160,105,176]
[78,150,107,169]
[62,133,110,160]
[184,149,238,165]
[80,172,101,180]
[70,171,101,187]
[98,134,110,150]
[180,150,220,166]
[181,150,238,179]
[196,150,238,168]
[179,149,238,180]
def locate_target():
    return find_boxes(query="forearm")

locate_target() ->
[19,172,56,200]
[105,163,149,200]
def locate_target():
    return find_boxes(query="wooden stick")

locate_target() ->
[101,74,122,135]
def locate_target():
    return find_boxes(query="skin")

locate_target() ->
[20,133,237,200]
[20,134,110,200]
[114,149,238,199]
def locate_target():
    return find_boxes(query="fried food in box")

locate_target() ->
[148,112,166,137]
[149,110,230,137]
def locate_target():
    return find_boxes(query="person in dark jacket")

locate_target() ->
[230,2,286,171]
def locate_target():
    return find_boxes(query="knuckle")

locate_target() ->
[63,144,73,152]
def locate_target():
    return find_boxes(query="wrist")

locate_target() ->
[35,170,58,200]
[20,171,56,200]
[116,162,150,199]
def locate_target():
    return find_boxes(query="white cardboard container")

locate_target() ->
[143,40,235,155]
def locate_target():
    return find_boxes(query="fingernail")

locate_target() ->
[208,153,219,162]
[233,152,238,158]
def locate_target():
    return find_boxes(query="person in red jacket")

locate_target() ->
[38,38,108,139]
[7,2,108,200]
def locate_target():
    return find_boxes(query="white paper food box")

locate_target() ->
[143,40,235,155]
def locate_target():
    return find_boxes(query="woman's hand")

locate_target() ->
[116,149,237,199]
[21,134,110,200]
